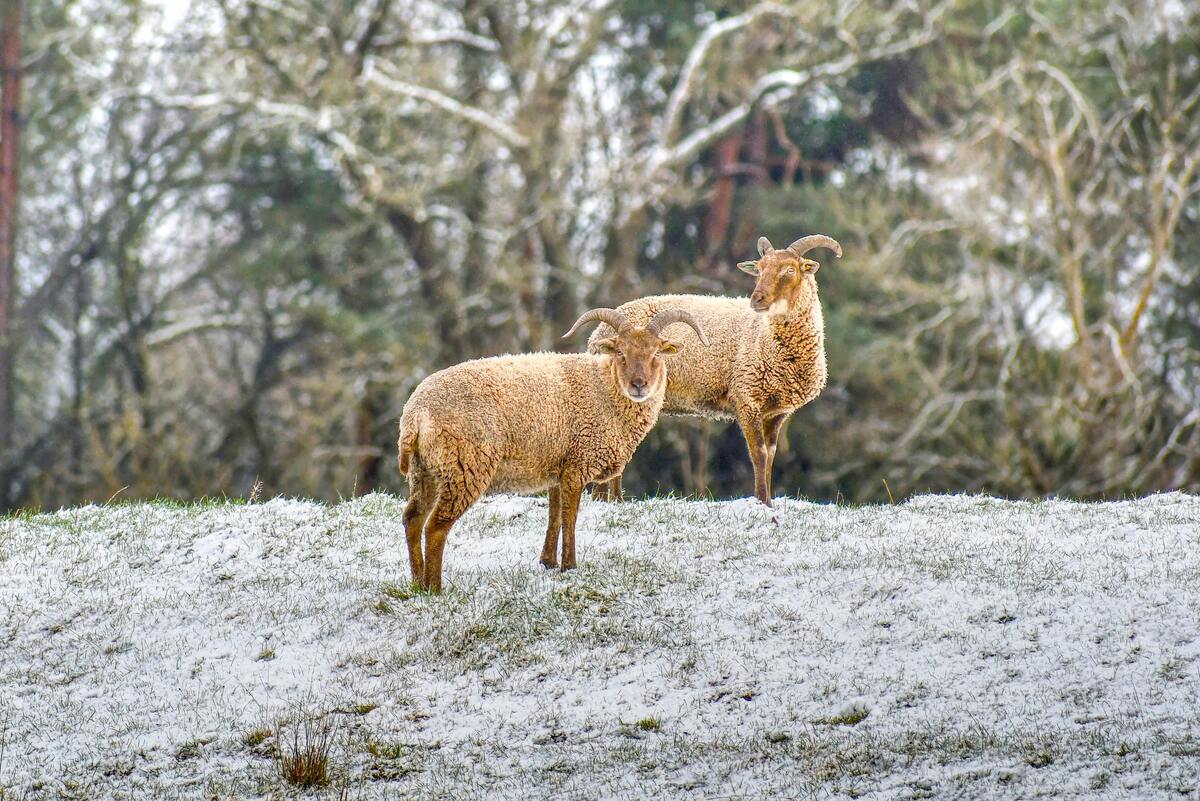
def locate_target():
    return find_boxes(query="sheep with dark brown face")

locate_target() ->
[398,308,707,593]
[588,234,842,506]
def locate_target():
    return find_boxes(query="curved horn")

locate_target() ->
[562,308,629,339]
[757,236,774,256]
[646,309,709,346]
[786,234,843,259]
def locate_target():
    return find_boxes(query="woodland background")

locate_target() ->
[0,0,1197,510]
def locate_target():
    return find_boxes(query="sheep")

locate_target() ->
[588,234,842,507]
[397,307,707,593]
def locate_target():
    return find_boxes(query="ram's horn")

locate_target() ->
[646,309,709,346]
[562,308,629,338]
[757,236,774,256]
[786,234,843,259]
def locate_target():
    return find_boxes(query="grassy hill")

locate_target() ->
[2,493,1199,799]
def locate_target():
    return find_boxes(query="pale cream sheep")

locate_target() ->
[588,234,842,506]
[398,307,707,593]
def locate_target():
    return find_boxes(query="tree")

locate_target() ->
[916,1,1200,496]
[0,0,21,503]
[6,1,1197,509]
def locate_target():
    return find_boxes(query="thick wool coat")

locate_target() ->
[589,282,826,424]
[399,353,662,516]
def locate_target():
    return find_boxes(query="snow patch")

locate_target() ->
[2,493,1199,798]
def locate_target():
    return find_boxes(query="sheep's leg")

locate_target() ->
[558,480,585,571]
[539,485,562,569]
[590,475,622,502]
[761,412,791,501]
[421,489,477,594]
[736,409,771,506]
[420,510,458,594]
[609,474,623,501]
[402,468,434,587]
[421,451,495,593]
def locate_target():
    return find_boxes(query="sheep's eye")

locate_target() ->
[786,266,797,276]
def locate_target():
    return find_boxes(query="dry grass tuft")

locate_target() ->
[275,712,338,788]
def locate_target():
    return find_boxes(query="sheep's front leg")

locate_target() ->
[558,480,585,570]
[761,411,791,502]
[539,485,562,569]
[736,408,771,506]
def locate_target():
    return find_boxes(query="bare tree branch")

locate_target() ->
[659,2,796,148]
[361,58,529,149]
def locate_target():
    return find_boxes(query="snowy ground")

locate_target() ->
[2,493,1200,799]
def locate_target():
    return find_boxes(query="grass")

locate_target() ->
[243,727,272,748]
[372,598,394,615]
[332,702,379,716]
[275,712,338,788]
[813,704,870,727]
[381,583,418,601]
[1025,748,1055,768]
[174,737,212,761]
[361,735,425,781]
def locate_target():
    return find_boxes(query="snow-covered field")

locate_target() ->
[2,493,1200,799]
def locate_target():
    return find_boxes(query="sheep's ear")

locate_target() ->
[801,258,820,274]
[659,340,680,354]
[591,337,618,355]
[757,236,774,256]
[737,260,760,276]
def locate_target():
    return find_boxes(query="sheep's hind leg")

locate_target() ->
[402,466,434,587]
[421,448,496,594]
[558,479,586,571]
[422,487,480,594]
[539,485,562,569]
[602,474,623,501]
[590,475,622,501]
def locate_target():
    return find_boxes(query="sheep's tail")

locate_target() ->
[398,412,420,477]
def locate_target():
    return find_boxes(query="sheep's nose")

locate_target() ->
[630,377,647,391]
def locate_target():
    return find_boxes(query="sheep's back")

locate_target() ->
[401,353,585,487]
[595,294,754,419]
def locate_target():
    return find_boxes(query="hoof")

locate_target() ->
[560,563,577,572]
[539,558,558,570]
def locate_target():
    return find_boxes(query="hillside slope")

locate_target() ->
[2,493,1199,799]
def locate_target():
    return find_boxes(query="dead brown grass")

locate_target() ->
[275,712,338,788]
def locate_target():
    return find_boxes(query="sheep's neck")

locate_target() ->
[763,296,824,366]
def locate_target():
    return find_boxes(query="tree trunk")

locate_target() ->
[382,204,463,365]
[353,381,385,495]
[703,135,740,266]
[0,1,22,509]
